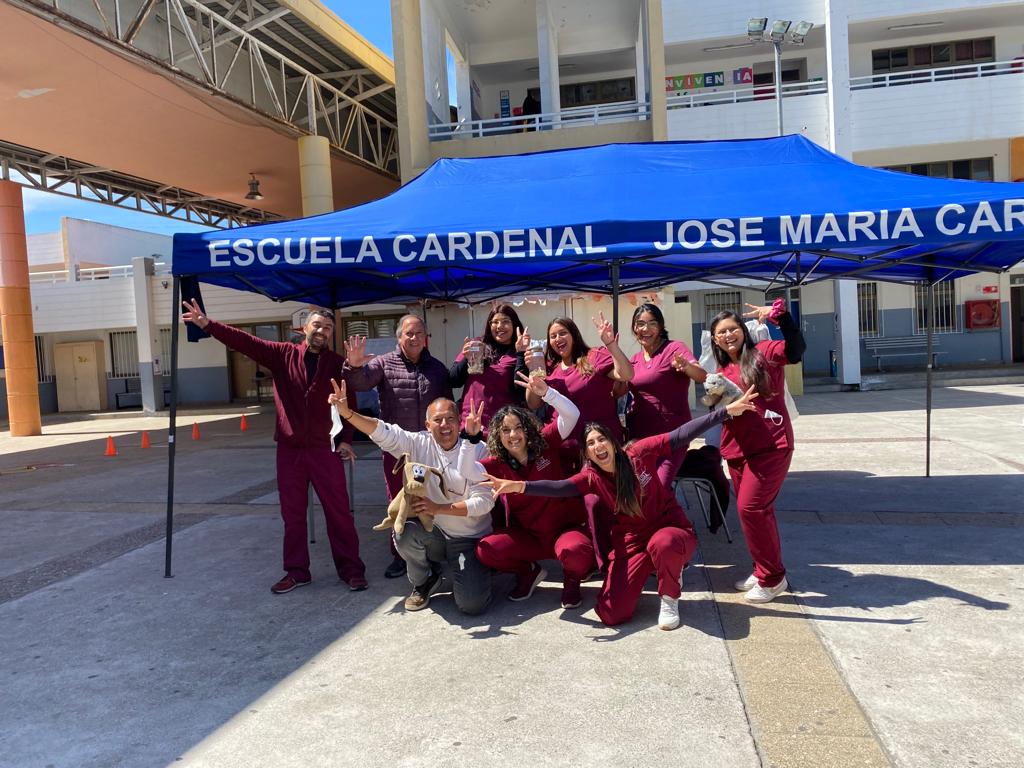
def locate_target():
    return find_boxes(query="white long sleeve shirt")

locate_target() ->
[332,410,493,538]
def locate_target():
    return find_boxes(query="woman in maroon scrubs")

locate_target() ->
[710,300,806,604]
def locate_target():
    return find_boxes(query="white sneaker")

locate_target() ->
[658,595,680,630]
[745,577,789,604]
[734,574,758,592]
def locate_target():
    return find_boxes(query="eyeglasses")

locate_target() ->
[633,321,660,330]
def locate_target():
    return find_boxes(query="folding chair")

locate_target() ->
[676,476,733,543]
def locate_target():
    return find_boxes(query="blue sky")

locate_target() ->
[20,2,395,236]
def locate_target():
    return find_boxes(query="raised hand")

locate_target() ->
[336,442,355,460]
[515,325,531,353]
[328,378,352,416]
[742,302,774,325]
[482,473,524,496]
[344,335,374,367]
[460,336,473,357]
[671,352,690,372]
[725,384,759,418]
[514,370,547,399]
[464,397,485,436]
[181,299,210,329]
[592,311,617,347]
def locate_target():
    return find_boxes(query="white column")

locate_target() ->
[825,0,861,387]
[455,59,472,131]
[132,256,162,414]
[634,9,648,109]
[535,0,560,126]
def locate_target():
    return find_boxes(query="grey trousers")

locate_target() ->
[394,521,492,616]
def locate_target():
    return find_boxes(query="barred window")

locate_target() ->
[913,282,959,334]
[704,291,742,326]
[110,330,139,377]
[857,283,880,338]
[159,328,172,371]
[343,315,402,339]
[35,335,54,382]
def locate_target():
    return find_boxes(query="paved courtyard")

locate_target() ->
[1,384,1022,768]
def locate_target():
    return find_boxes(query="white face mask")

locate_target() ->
[764,409,784,427]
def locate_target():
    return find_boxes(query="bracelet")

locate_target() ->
[339,410,354,420]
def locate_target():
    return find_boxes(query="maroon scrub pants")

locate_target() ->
[476,526,595,584]
[727,448,792,588]
[276,443,365,582]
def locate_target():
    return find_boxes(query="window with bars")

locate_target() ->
[343,315,402,339]
[109,330,139,377]
[913,282,960,334]
[857,283,880,338]
[884,157,993,181]
[159,328,172,372]
[35,335,54,382]
[703,291,742,326]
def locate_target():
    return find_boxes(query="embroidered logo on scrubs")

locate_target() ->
[636,469,653,489]
[535,456,551,472]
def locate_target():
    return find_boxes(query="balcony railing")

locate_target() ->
[850,59,1023,90]
[666,79,828,110]
[428,100,651,141]
[29,263,170,284]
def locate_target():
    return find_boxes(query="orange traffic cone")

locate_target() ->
[240,414,249,432]
[192,422,201,441]
[140,431,151,449]
[104,436,117,456]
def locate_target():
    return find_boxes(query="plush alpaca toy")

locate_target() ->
[373,455,448,535]
[701,372,746,409]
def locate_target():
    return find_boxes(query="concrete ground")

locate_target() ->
[0,385,1022,768]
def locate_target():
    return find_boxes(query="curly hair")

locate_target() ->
[486,405,548,465]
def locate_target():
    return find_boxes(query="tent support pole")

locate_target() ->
[925,279,935,478]
[610,260,621,332]
[164,277,181,578]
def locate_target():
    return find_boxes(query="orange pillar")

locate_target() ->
[1011,137,1024,182]
[0,180,42,436]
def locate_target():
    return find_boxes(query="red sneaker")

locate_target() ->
[271,575,310,594]
[346,575,368,592]
[560,578,582,609]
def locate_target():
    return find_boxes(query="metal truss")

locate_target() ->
[11,0,399,176]
[1,140,281,228]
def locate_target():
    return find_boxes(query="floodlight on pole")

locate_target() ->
[790,20,813,44]
[747,17,768,41]
[744,19,814,137]
[769,19,791,42]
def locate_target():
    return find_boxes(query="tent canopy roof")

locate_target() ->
[172,136,1024,307]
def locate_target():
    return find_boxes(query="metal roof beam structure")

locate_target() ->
[11,0,399,177]
[0,140,281,228]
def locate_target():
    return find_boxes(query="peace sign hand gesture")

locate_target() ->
[592,311,617,347]
[742,303,774,325]
[464,397,485,437]
[725,384,759,418]
[515,326,531,353]
[181,299,210,329]
[514,370,547,399]
[328,378,353,418]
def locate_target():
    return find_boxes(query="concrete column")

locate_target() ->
[297,135,334,216]
[634,10,648,113]
[455,58,472,132]
[645,0,667,141]
[825,0,861,387]
[392,0,432,183]
[535,0,560,126]
[0,180,42,435]
[132,256,162,415]
[1011,137,1024,182]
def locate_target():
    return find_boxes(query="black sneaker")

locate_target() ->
[384,556,407,579]
[404,569,443,611]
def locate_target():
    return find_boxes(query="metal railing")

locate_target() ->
[850,59,1023,90]
[14,0,398,176]
[666,79,827,110]
[29,262,169,283]
[429,100,651,140]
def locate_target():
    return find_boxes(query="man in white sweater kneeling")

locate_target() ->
[329,379,494,615]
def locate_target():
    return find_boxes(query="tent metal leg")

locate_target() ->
[164,277,181,578]
[925,281,935,478]
[610,260,621,332]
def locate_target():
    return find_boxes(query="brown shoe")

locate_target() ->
[271,575,310,594]
[404,569,442,611]
[345,575,368,592]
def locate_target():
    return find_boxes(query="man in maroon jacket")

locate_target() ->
[182,300,366,594]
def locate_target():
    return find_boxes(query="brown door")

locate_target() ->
[229,323,282,400]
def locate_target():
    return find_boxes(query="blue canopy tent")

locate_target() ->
[164,136,1024,574]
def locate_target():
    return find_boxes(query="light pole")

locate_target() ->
[747,18,813,136]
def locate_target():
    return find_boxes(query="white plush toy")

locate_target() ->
[701,372,746,409]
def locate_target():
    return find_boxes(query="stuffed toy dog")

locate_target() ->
[373,455,448,535]
[701,372,745,409]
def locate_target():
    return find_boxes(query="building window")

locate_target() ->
[110,330,139,377]
[857,283,880,338]
[884,157,993,181]
[872,37,995,74]
[35,335,54,382]
[159,328,172,372]
[529,77,635,109]
[343,315,402,339]
[913,282,959,334]
[703,291,742,326]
